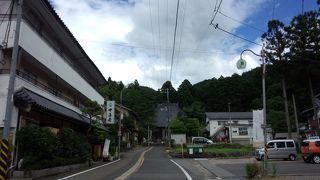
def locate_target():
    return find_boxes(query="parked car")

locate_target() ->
[255,139,297,161]
[191,137,214,144]
[301,139,320,164]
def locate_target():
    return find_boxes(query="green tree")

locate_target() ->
[287,10,320,127]
[177,79,194,108]
[160,81,178,103]
[81,100,104,136]
[170,118,187,134]
[184,118,201,137]
[262,19,292,137]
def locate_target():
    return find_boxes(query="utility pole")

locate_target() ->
[292,94,300,149]
[3,0,23,140]
[228,102,232,143]
[166,88,171,146]
[1,1,23,179]
[118,90,123,159]
[239,46,268,175]
[159,88,170,146]
[308,78,319,130]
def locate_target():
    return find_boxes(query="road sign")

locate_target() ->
[105,101,115,124]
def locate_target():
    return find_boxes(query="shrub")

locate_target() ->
[246,162,261,179]
[17,126,91,170]
[17,126,57,160]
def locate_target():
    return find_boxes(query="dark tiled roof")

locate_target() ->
[206,112,252,120]
[154,103,180,128]
[14,88,108,131]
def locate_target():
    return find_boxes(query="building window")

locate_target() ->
[233,121,238,124]
[239,127,248,135]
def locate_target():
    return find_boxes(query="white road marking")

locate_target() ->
[170,159,193,180]
[58,159,121,180]
[115,147,153,180]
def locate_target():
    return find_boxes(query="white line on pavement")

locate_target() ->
[115,147,153,180]
[170,159,193,180]
[58,159,121,180]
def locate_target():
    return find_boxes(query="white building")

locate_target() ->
[206,110,264,146]
[0,0,107,161]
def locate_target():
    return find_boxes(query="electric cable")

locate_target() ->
[218,10,264,33]
[169,0,180,82]
[148,0,156,56]
[213,23,262,47]
[194,0,222,52]
[157,0,161,63]
[0,0,13,28]
[174,0,188,81]
[3,0,14,46]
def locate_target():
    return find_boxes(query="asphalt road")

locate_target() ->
[46,147,148,180]
[129,147,188,180]
[44,147,320,180]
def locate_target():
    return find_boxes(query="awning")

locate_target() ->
[14,88,107,131]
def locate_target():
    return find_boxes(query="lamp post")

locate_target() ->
[238,47,268,174]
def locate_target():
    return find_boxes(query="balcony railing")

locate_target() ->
[0,69,83,109]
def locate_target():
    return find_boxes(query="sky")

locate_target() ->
[50,0,319,90]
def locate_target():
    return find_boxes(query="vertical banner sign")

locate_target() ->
[0,139,9,180]
[106,101,115,124]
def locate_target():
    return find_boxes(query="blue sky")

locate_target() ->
[52,0,319,89]
[236,0,318,49]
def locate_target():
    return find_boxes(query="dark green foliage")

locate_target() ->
[17,126,90,170]
[170,118,187,134]
[16,126,57,160]
[183,118,201,137]
[177,79,194,107]
[182,101,206,125]
[246,162,261,179]
[56,128,90,160]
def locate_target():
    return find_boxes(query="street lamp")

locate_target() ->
[239,47,268,173]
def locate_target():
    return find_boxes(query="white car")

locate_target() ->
[191,137,214,144]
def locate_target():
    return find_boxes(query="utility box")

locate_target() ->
[186,144,204,155]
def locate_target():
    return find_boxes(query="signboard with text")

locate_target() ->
[105,101,115,124]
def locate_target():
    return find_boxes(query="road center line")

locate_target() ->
[115,147,153,180]
[170,159,193,180]
[58,159,121,180]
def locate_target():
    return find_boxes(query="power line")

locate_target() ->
[166,0,169,81]
[169,0,180,82]
[148,0,156,56]
[77,39,226,54]
[174,0,188,81]
[0,1,13,29]
[194,0,222,52]
[157,0,163,82]
[210,0,222,25]
[218,10,264,33]
[213,23,263,47]
[157,0,161,62]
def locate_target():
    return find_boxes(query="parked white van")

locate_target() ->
[255,139,297,161]
[191,137,214,144]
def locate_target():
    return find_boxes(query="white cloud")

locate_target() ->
[52,0,266,89]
